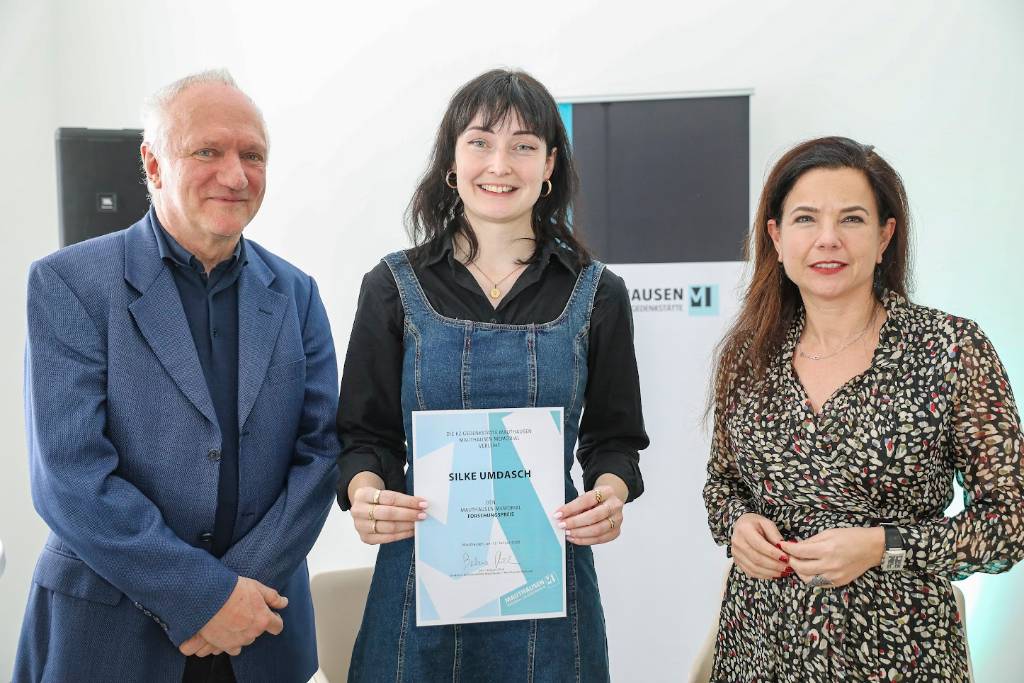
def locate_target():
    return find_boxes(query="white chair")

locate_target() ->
[951,583,976,683]
[688,565,975,683]
[310,566,374,683]
[687,561,730,683]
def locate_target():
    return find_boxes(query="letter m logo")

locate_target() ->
[688,285,719,316]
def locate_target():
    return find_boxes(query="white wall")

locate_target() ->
[0,0,59,672]
[3,0,1022,679]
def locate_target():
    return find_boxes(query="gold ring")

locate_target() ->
[373,489,382,505]
[594,490,604,505]
[372,520,378,535]
[369,504,376,522]
[608,518,616,530]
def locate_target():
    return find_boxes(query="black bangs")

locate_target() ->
[450,71,560,147]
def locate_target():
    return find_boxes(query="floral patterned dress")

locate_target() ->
[703,292,1024,682]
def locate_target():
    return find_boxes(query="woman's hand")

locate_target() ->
[781,527,884,588]
[731,513,790,580]
[556,474,627,546]
[348,472,427,545]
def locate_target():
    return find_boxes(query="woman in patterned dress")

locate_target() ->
[703,137,1024,682]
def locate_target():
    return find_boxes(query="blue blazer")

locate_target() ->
[14,213,341,683]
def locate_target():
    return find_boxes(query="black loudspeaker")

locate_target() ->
[55,128,149,247]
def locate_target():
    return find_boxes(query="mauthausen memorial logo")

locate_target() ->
[630,284,719,316]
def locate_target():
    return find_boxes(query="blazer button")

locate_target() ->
[207,449,221,462]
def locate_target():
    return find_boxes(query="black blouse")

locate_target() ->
[335,239,648,509]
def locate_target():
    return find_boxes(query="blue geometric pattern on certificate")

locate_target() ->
[417,411,493,577]
[489,412,564,616]
[417,577,440,622]
[550,409,562,433]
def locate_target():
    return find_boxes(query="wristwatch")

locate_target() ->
[880,524,907,571]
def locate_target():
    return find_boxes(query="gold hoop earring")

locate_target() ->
[445,171,458,189]
[540,179,553,197]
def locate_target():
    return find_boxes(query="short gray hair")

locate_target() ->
[141,68,267,157]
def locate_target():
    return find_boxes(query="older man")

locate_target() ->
[14,70,339,682]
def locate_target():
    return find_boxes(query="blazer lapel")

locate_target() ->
[237,248,288,429]
[124,218,219,426]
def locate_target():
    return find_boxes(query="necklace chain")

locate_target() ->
[468,261,525,300]
[797,307,878,361]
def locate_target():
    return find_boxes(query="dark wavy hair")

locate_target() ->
[711,136,913,415]
[406,69,590,267]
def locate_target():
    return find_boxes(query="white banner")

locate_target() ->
[572,261,745,682]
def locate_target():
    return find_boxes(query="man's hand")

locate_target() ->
[183,635,222,658]
[178,577,288,657]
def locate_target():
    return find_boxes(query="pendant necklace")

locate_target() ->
[468,261,525,300]
[798,306,877,361]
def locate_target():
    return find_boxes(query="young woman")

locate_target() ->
[337,69,648,682]
[704,137,1024,681]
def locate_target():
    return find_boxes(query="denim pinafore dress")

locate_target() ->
[347,251,610,683]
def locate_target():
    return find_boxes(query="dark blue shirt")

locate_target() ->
[151,208,245,558]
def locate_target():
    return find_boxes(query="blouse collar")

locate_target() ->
[780,290,910,370]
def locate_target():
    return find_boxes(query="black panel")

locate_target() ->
[571,97,748,263]
[56,128,149,247]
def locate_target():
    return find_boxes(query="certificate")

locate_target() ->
[413,407,566,626]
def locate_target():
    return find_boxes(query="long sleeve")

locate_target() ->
[897,320,1024,579]
[703,379,754,550]
[220,277,341,588]
[25,261,238,647]
[576,269,648,502]
[336,263,409,509]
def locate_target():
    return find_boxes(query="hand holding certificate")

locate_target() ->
[556,473,627,546]
[413,407,566,626]
[348,478,427,545]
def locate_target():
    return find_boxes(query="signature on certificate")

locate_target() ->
[463,550,521,572]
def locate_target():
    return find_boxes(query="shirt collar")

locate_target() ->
[874,289,910,368]
[780,289,909,369]
[424,234,577,275]
[150,206,246,273]
[545,240,580,274]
